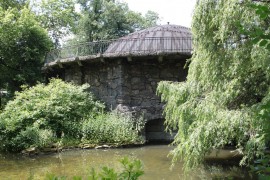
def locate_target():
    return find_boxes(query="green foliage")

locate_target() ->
[250,154,270,179]
[143,10,160,28]
[34,0,79,47]
[45,157,144,180]
[82,111,145,144]
[157,0,270,170]
[46,174,67,180]
[0,6,52,93]
[240,2,270,50]
[0,79,144,152]
[74,0,160,42]
[118,157,144,180]
[0,79,104,152]
[0,0,27,10]
[248,2,270,173]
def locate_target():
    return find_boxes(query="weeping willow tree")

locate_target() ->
[157,0,270,170]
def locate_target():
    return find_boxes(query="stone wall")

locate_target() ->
[64,60,124,109]
[47,55,188,142]
[62,57,187,117]
[121,57,187,120]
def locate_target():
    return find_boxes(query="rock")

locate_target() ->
[21,147,39,155]
[115,104,131,112]
[132,90,140,95]
[80,144,96,149]
[95,145,111,149]
[110,82,118,89]
[51,143,60,148]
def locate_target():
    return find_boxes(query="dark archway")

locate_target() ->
[145,118,175,143]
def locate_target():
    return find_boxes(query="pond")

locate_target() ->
[0,145,255,179]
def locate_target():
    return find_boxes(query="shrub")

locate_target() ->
[82,111,145,144]
[0,79,104,152]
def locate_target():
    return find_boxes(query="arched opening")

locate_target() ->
[145,118,175,143]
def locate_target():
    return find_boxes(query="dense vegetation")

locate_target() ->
[0,79,144,152]
[35,0,79,48]
[82,112,145,144]
[157,0,270,170]
[0,5,52,94]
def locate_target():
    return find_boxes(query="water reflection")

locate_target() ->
[0,145,254,179]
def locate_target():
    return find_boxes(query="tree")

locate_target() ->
[0,0,27,10]
[157,0,270,170]
[76,0,103,42]
[143,10,161,28]
[34,0,78,47]
[240,1,270,49]
[0,6,52,93]
[75,0,160,42]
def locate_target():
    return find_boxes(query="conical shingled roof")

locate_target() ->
[121,24,191,39]
[104,24,192,57]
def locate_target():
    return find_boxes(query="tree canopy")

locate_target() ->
[30,0,160,46]
[157,0,270,170]
[0,6,52,93]
[0,0,27,10]
[75,0,160,42]
[34,0,78,47]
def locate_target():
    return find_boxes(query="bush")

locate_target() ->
[0,79,145,152]
[82,111,145,144]
[0,79,104,152]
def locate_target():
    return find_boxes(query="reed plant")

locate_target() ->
[82,111,145,144]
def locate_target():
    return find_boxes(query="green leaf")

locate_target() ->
[259,39,268,47]
[72,176,82,180]
[266,43,270,50]
[252,37,261,44]
[260,13,268,20]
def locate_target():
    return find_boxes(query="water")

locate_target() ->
[0,145,254,179]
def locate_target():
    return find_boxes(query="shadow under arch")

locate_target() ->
[145,118,176,144]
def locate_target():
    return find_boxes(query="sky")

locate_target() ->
[122,0,197,28]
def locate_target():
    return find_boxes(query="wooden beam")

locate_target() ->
[47,66,54,71]
[127,56,132,62]
[77,61,83,66]
[58,63,63,68]
[75,56,83,66]
[158,56,163,63]
[56,60,63,68]
[97,53,105,63]
[100,57,105,63]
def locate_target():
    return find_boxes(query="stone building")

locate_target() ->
[44,24,192,142]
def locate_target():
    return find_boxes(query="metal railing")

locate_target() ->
[45,40,112,64]
[45,37,193,64]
